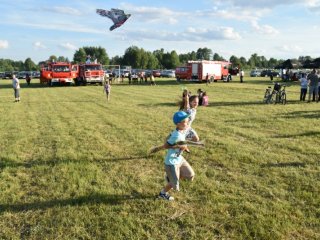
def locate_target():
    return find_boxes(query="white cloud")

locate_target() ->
[33,41,47,50]
[251,21,279,35]
[120,3,186,24]
[12,21,104,34]
[277,44,303,53]
[59,42,77,51]
[213,0,306,9]
[0,40,9,49]
[124,27,241,42]
[40,6,82,16]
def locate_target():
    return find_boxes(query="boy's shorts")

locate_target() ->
[165,158,195,191]
[186,127,198,141]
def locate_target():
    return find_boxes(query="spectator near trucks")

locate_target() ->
[40,62,78,86]
[75,63,105,85]
[175,60,230,82]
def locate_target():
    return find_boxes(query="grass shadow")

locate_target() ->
[281,110,320,119]
[0,155,152,170]
[0,82,50,89]
[0,192,155,213]
[273,131,320,138]
[208,100,263,107]
[261,162,306,168]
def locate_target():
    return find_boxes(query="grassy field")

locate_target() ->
[0,76,319,239]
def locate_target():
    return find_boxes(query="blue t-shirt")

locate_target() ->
[164,129,186,165]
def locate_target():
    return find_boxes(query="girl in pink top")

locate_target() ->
[202,92,209,106]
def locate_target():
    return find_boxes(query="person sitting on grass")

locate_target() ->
[202,92,209,106]
[158,111,195,201]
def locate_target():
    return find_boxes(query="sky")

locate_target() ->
[1,0,320,63]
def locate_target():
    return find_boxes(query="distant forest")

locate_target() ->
[0,46,316,72]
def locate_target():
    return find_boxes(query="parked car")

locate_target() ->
[32,71,41,78]
[250,70,261,77]
[17,71,28,79]
[161,70,175,78]
[152,70,161,77]
[0,72,4,79]
[260,70,280,77]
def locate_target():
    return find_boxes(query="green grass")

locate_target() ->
[0,77,319,239]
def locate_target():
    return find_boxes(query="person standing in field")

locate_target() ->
[299,73,308,101]
[307,69,319,103]
[180,92,200,142]
[104,80,111,101]
[12,74,21,102]
[150,74,156,86]
[240,69,244,83]
[26,73,31,86]
[158,111,195,201]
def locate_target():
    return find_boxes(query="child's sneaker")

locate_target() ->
[158,192,174,201]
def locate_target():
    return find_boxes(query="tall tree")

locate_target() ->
[73,48,87,63]
[49,55,57,62]
[24,58,37,71]
[196,48,213,60]
[213,53,225,61]
[73,47,109,65]
[122,46,142,68]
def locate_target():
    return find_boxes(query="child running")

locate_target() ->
[104,80,111,101]
[158,111,195,201]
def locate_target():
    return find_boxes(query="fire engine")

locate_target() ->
[40,62,78,86]
[75,63,105,85]
[175,60,231,82]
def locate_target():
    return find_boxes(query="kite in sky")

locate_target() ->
[96,8,131,31]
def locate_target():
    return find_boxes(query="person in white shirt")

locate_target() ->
[240,69,244,83]
[299,73,308,101]
[12,74,21,102]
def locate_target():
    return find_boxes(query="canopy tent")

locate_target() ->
[275,59,293,69]
[302,58,320,68]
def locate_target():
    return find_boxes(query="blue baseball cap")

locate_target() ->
[173,111,190,125]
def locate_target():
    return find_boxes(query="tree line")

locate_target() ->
[0,45,316,72]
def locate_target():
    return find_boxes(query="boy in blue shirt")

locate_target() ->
[158,111,195,201]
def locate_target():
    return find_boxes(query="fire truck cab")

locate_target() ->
[75,63,105,86]
[40,62,78,86]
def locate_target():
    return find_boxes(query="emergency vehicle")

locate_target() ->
[175,60,231,82]
[75,63,105,85]
[40,62,78,86]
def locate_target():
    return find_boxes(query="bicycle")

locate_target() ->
[263,83,287,104]
[263,86,273,104]
[274,85,287,105]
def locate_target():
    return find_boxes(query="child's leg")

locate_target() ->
[164,164,180,192]
[180,159,195,181]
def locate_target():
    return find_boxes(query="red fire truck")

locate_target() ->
[175,60,231,82]
[40,62,78,86]
[75,63,105,85]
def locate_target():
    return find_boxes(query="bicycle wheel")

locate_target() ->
[281,92,287,104]
[263,90,269,103]
[269,92,276,104]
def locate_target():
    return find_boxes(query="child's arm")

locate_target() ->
[149,142,189,154]
[183,93,189,111]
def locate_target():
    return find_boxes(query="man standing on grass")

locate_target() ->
[240,69,244,83]
[307,69,319,103]
[12,74,21,102]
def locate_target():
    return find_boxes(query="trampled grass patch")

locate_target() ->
[0,77,319,239]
